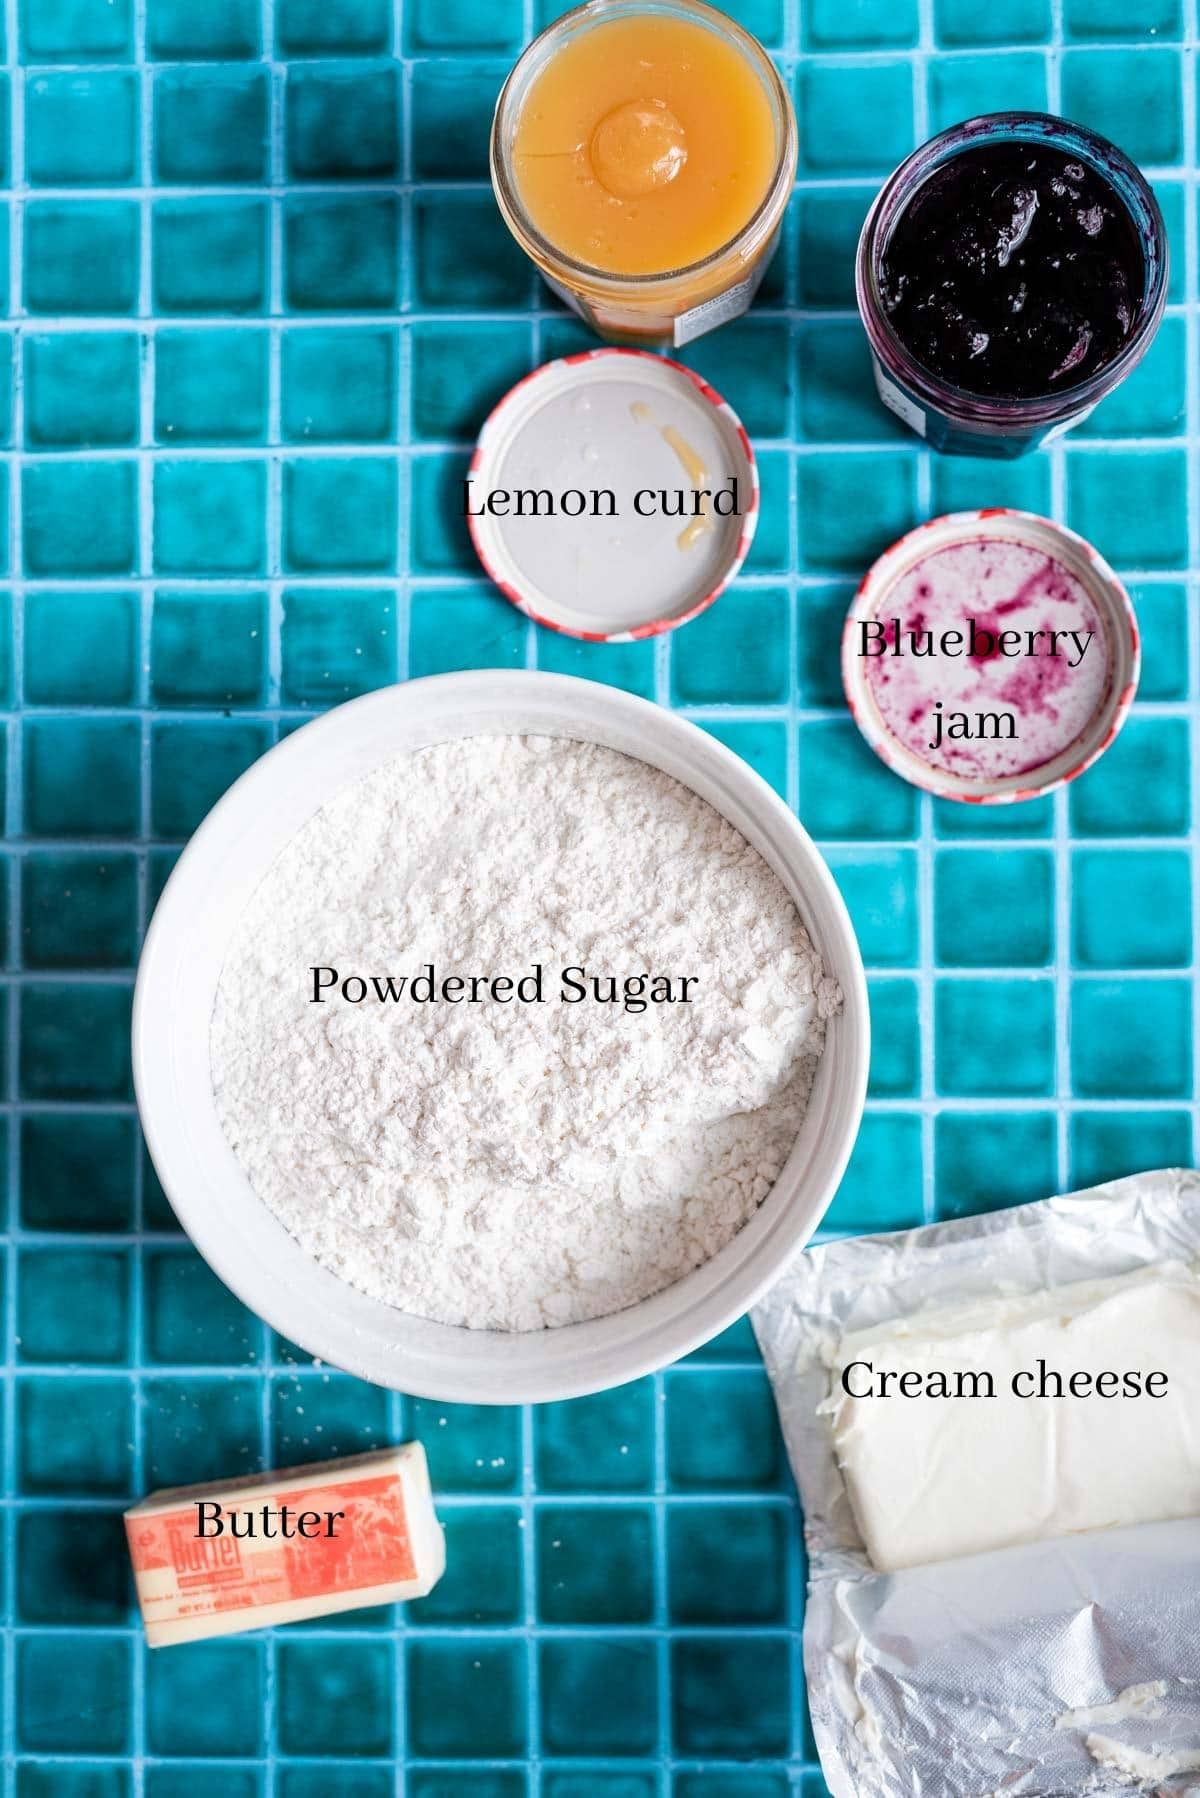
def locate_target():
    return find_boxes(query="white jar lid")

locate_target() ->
[467,347,758,641]
[841,508,1140,805]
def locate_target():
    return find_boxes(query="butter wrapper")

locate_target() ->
[752,1168,1200,1797]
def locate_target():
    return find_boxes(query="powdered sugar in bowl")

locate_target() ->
[133,672,867,1402]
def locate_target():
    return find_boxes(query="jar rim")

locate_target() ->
[855,111,1170,428]
[490,0,798,293]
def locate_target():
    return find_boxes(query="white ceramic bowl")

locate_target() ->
[133,672,868,1403]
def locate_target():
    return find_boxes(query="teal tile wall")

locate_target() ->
[2,0,1197,1792]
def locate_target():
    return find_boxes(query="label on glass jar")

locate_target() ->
[672,266,763,346]
[538,246,772,349]
[872,359,928,438]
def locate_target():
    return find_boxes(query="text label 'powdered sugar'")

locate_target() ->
[308,963,699,1013]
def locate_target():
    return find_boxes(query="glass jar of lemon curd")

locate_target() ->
[491,0,797,347]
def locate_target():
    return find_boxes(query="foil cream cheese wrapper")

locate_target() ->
[752,1169,1200,1798]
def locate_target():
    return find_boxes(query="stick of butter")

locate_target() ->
[825,1264,1200,1572]
[125,1442,445,1646]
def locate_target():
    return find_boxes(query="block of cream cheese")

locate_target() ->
[125,1442,444,1646]
[825,1263,1200,1572]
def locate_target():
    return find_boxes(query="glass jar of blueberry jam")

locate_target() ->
[856,113,1167,457]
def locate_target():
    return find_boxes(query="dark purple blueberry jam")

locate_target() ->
[879,141,1145,400]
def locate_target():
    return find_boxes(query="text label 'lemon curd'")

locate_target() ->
[492,0,797,347]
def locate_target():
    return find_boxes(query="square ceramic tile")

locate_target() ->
[799,721,920,840]
[667,1505,790,1625]
[144,1247,262,1366]
[146,0,261,59]
[1066,447,1189,569]
[670,1638,791,1757]
[20,0,134,60]
[934,848,1055,966]
[23,460,134,574]
[803,0,918,48]
[20,1114,135,1231]
[412,191,532,309]
[537,1506,656,1624]
[406,0,523,51]
[150,589,267,703]
[154,69,268,183]
[824,848,919,967]
[665,1369,781,1491]
[406,1642,527,1759]
[284,195,399,310]
[277,1640,395,1757]
[24,591,138,704]
[410,321,530,441]
[26,73,137,185]
[18,1375,133,1495]
[797,451,918,572]
[797,60,915,175]
[1064,0,1182,34]
[1072,847,1192,967]
[150,719,270,836]
[146,1774,261,1798]
[142,1375,265,1487]
[16,1510,133,1624]
[701,719,788,797]
[26,333,140,449]
[410,61,508,180]
[277,1772,391,1798]
[935,977,1056,1097]
[280,587,396,701]
[1069,718,1190,836]
[1130,582,1190,700]
[1060,47,1184,164]
[285,63,400,179]
[534,1383,656,1493]
[797,317,909,443]
[1070,1109,1193,1189]
[281,327,397,442]
[408,587,528,675]
[1071,978,1192,1097]
[153,460,266,574]
[16,1636,131,1753]
[23,718,140,836]
[25,203,139,315]
[934,1112,1059,1218]
[18,1249,131,1363]
[155,330,268,443]
[282,457,397,571]
[796,189,870,308]
[152,200,269,314]
[934,0,1052,44]
[672,588,789,705]
[146,1642,265,1757]
[415,1507,525,1625]
[277,0,391,55]
[270,1371,389,1461]
[539,1639,659,1756]
[21,980,132,1100]
[823,1110,924,1232]
[927,50,1049,132]
[409,1398,522,1493]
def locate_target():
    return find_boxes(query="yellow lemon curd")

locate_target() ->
[511,11,779,277]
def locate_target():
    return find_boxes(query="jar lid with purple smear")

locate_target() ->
[856,113,1168,458]
[842,510,1139,804]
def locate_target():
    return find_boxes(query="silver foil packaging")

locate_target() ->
[752,1169,1200,1797]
